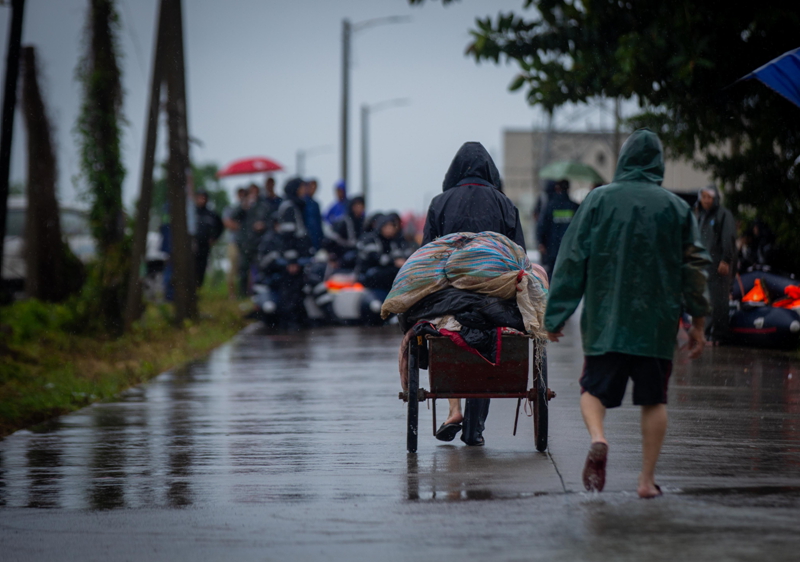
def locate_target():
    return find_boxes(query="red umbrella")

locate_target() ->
[217,156,283,178]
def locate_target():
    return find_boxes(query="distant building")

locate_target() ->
[503,129,714,240]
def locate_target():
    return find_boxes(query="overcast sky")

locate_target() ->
[1,0,563,214]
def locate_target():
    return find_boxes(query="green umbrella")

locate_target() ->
[539,160,605,184]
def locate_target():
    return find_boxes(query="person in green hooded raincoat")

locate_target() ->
[544,129,711,499]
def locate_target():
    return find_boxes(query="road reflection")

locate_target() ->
[1,325,799,512]
[26,432,62,509]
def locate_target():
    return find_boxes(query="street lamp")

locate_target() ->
[340,15,410,189]
[360,98,409,208]
[296,144,332,177]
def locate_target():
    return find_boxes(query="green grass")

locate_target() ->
[0,282,249,437]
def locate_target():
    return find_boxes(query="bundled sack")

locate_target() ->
[380,231,549,339]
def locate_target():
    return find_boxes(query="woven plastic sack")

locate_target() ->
[381,232,549,338]
[378,233,463,316]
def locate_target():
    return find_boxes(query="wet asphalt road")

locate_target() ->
[1,319,800,561]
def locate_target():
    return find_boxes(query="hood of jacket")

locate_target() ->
[364,212,385,233]
[375,212,400,235]
[697,183,721,213]
[284,177,305,205]
[442,142,502,192]
[612,128,665,185]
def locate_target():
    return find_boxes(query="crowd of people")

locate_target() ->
[215,176,413,329]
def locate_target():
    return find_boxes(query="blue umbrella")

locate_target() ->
[740,47,800,108]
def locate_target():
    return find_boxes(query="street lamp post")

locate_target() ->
[340,19,350,189]
[296,144,332,177]
[340,15,410,189]
[360,98,409,209]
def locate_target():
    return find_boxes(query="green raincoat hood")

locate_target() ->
[613,128,665,185]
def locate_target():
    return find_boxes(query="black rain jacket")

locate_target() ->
[274,178,314,266]
[356,213,413,290]
[422,142,525,249]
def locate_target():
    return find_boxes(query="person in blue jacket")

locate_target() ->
[324,180,348,225]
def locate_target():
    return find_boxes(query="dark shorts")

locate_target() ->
[580,352,672,408]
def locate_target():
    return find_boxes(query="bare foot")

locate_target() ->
[582,442,608,492]
[637,474,663,498]
[444,399,463,425]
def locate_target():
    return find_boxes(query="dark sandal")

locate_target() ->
[582,442,608,492]
[435,422,462,442]
[641,484,663,499]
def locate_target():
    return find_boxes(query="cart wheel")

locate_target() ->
[534,350,548,452]
[407,339,419,453]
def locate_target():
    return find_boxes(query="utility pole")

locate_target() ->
[296,145,331,178]
[21,46,64,302]
[164,0,196,322]
[0,0,25,296]
[360,103,368,203]
[339,15,410,191]
[360,98,408,208]
[340,18,350,187]
[124,0,168,329]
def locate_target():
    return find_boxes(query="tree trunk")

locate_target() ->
[20,46,67,302]
[0,0,26,297]
[77,0,128,335]
[124,0,169,330]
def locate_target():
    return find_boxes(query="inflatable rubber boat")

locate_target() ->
[728,271,800,349]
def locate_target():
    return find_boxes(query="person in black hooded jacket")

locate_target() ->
[422,142,525,249]
[357,212,412,293]
[327,196,366,270]
[268,177,315,329]
[421,142,526,447]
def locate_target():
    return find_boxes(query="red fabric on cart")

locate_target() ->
[439,327,502,366]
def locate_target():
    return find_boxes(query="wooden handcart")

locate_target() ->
[400,334,555,453]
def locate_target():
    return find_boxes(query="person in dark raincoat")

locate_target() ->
[263,177,315,329]
[193,191,224,287]
[363,211,385,236]
[545,129,711,498]
[238,184,271,295]
[533,180,557,223]
[738,219,775,273]
[357,213,412,294]
[536,179,579,277]
[696,184,737,344]
[264,176,283,219]
[303,178,324,251]
[328,196,365,270]
[422,141,526,447]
